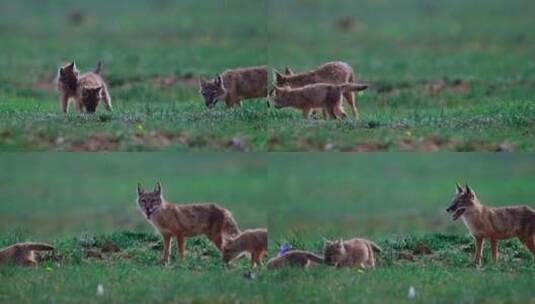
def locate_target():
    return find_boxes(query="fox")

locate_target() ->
[446,183,535,265]
[273,61,363,119]
[0,242,54,266]
[222,228,267,267]
[270,83,368,119]
[137,182,240,264]
[199,65,268,109]
[323,238,382,269]
[56,61,80,113]
[77,61,112,113]
[266,250,324,270]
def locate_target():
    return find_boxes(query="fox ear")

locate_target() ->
[284,66,294,75]
[199,78,206,86]
[273,70,284,82]
[455,183,463,194]
[465,184,474,198]
[154,182,162,195]
[137,183,145,195]
[67,61,75,69]
[215,74,222,86]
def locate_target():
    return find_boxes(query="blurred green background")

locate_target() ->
[0,153,268,237]
[268,153,535,238]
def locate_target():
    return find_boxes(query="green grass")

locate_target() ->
[1,0,534,151]
[1,231,534,303]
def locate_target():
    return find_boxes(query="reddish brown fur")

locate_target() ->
[222,228,267,267]
[273,61,363,118]
[199,65,267,108]
[56,61,112,113]
[271,83,367,119]
[0,243,54,266]
[324,238,381,269]
[447,184,535,265]
[56,62,80,113]
[266,250,324,270]
[137,182,240,264]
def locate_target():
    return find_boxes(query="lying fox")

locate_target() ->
[0,242,54,266]
[270,83,368,119]
[446,183,535,265]
[273,61,362,119]
[266,250,324,270]
[222,228,267,267]
[199,65,267,109]
[56,61,112,113]
[137,182,240,264]
[324,238,381,269]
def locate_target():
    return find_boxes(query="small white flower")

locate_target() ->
[408,286,416,299]
[96,284,104,296]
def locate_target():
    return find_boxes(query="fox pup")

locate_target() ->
[137,182,240,264]
[266,250,324,270]
[0,242,54,266]
[446,183,535,265]
[273,61,362,118]
[199,65,267,109]
[324,238,381,269]
[56,61,80,113]
[270,83,368,119]
[77,61,112,113]
[222,228,267,267]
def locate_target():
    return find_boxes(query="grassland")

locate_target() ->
[0,0,534,151]
[1,153,534,302]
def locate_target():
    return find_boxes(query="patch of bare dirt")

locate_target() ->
[349,141,389,152]
[110,72,200,89]
[131,131,189,148]
[375,78,471,96]
[413,243,433,255]
[397,251,415,261]
[398,136,455,151]
[66,10,86,26]
[69,134,119,151]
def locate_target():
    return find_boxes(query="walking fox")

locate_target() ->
[273,61,363,118]
[446,183,535,265]
[266,250,324,270]
[324,238,382,269]
[56,61,112,113]
[270,83,368,119]
[137,182,240,264]
[199,65,267,109]
[222,228,267,267]
[0,242,54,266]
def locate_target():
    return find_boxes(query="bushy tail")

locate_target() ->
[19,242,54,251]
[94,61,103,74]
[338,83,368,92]
[301,251,325,263]
[368,241,382,253]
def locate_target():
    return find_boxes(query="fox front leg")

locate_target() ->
[473,237,483,266]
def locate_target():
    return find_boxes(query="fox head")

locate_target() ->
[137,182,163,219]
[273,70,290,87]
[446,183,479,221]
[58,61,79,90]
[221,237,241,263]
[199,75,226,109]
[268,85,290,109]
[323,239,345,266]
[81,86,102,112]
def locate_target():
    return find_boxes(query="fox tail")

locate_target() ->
[19,242,55,251]
[338,83,368,92]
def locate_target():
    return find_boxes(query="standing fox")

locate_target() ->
[199,65,267,109]
[222,228,267,267]
[446,184,535,265]
[56,61,112,113]
[137,182,240,264]
[323,238,381,269]
[273,61,363,119]
[0,242,54,266]
[270,83,368,119]
[266,250,324,270]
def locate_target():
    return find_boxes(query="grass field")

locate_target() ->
[0,0,534,151]
[1,154,534,302]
